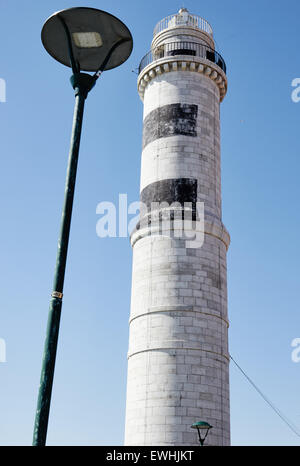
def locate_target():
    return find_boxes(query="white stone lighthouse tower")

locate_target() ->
[125,9,230,446]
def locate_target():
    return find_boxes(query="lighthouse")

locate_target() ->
[125,9,230,446]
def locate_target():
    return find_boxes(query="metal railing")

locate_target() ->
[153,13,213,37]
[139,41,226,75]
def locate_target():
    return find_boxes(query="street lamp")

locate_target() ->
[33,7,133,447]
[191,421,213,446]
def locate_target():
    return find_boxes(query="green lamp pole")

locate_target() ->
[191,421,213,446]
[33,7,132,446]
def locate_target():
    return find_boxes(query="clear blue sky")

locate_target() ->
[0,0,299,446]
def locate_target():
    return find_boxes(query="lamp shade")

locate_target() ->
[191,421,212,430]
[41,7,133,71]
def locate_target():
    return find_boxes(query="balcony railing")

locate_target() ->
[153,13,213,37]
[139,41,226,75]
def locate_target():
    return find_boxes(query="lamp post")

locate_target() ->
[33,7,133,446]
[191,421,213,446]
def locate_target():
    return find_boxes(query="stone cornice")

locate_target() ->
[128,346,230,362]
[130,218,230,250]
[137,55,227,103]
[129,306,230,328]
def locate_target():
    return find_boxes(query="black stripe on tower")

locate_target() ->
[136,178,198,229]
[142,103,198,149]
[141,178,197,208]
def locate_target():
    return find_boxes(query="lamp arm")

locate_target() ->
[197,427,210,446]
[93,37,131,79]
[202,428,210,445]
[57,14,80,74]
